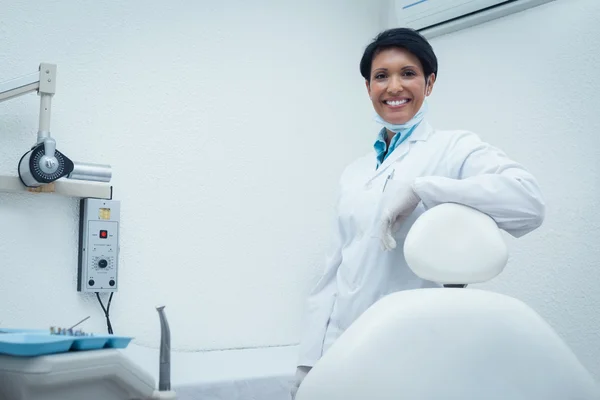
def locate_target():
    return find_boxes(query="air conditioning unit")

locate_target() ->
[389,0,556,38]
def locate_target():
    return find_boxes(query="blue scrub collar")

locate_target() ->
[373,101,428,167]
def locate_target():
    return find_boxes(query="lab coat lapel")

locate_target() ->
[367,121,434,182]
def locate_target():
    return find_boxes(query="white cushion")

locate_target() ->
[404,203,508,284]
[296,289,599,400]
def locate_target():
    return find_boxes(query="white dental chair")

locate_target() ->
[296,203,600,400]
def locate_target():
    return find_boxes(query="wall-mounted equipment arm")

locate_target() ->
[0,63,113,189]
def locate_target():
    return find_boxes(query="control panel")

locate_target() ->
[77,198,120,293]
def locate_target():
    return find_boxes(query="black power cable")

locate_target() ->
[95,292,114,334]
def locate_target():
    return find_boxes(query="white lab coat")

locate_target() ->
[297,120,545,368]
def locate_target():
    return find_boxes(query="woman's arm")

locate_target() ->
[412,131,545,238]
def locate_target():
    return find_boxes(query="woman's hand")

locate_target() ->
[377,180,421,251]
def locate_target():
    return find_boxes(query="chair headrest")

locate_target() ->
[403,203,508,285]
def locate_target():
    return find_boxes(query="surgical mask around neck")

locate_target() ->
[373,101,428,134]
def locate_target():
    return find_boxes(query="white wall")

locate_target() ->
[415,0,600,377]
[3,0,598,383]
[0,0,383,351]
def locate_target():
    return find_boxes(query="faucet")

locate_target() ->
[156,305,171,392]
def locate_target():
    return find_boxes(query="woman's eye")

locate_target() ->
[403,70,416,77]
[374,73,386,80]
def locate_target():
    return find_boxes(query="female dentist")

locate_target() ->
[291,27,546,398]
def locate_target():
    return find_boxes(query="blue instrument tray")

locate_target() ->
[0,331,133,357]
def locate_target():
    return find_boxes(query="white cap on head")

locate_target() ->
[403,203,508,285]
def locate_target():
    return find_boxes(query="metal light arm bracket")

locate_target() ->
[0,63,112,187]
[0,63,56,147]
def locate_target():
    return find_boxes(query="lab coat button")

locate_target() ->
[365,182,372,189]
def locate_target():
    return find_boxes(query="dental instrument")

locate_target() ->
[68,316,91,330]
[157,305,172,392]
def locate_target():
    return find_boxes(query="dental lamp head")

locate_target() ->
[0,63,112,187]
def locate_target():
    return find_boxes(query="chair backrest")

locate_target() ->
[296,289,600,400]
[403,203,508,285]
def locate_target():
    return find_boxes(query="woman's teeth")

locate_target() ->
[385,99,409,106]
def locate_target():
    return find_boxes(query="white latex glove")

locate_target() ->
[377,179,421,251]
[291,366,311,399]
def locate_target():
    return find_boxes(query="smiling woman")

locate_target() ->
[291,27,546,398]
[368,47,431,128]
[362,32,436,130]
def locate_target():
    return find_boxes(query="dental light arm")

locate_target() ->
[0,63,112,187]
[0,67,49,103]
[0,64,56,167]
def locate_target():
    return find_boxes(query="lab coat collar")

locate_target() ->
[408,119,433,142]
[369,120,433,180]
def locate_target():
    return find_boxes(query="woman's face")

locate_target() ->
[366,47,435,125]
